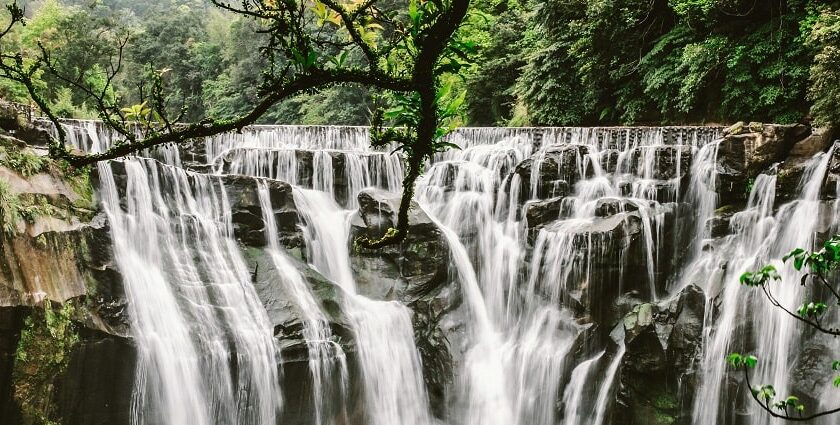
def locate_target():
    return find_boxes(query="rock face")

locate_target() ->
[0,108,133,424]
[716,122,811,205]
[615,284,705,425]
[509,144,589,203]
[224,175,302,253]
[348,188,460,416]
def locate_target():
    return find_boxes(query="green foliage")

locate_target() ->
[780,235,840,273]
[0,178,23,234]
[739,265,780,286]
[512,0,823,125]
[726,352,757,368]
[808,7,840,127]
[0,146,47,177]
[13,300,79,425]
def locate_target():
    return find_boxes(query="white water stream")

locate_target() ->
[57,121,840,425]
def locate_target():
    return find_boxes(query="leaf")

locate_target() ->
[727,353,743,367]
[784,248,805,264]
[786,396,799,406]
[744,355,758,368]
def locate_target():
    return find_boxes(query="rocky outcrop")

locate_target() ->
[0,107,134,425]
[615,284,705,425]
[716,122,811,205]
[348,188,460,416]
[628,145,693,180]
[509,144,589,203]
[224,175,303,253]
[349,188,450,302]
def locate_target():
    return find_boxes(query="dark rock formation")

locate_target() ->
[55,330,136,425]
[716,122,811,205]
[224,175,302,253]
[242,245,362,425]
[615,284,705,425]
[524,197,567,228]
[509,144,589,203]
[628,145,693,180]
[350,188,450,302]
[348,188,459,417]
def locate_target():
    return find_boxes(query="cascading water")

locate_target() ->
[54,119,840,425]
[689,145,840,425]
[257,182,349,425]
[97,158,282,425]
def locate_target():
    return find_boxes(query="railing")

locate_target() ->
[0,99,41,122]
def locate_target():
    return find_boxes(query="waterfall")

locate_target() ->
[690,146,838,425]
[293,188,434,425]
[257,181,349,425]
[97,159,281,425]
[54,119,840,425]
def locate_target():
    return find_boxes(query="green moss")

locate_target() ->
[0,178,24,234]
[13,300,79,425]
[653,393,679,410]
[62,166,95,210]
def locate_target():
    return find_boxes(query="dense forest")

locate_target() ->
[3,0,840,127]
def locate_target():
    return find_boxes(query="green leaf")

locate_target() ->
[744,355,758,368]
[784,248,806,263]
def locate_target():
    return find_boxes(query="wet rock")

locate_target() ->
[628,145,693,180]
[717,123,810,205]
[788,340,833,412]
[821,147,840,200]
[616,284,705,425]
[348,188,461,417]
[524,197,566,228]
[594,197,642,218]
[55,330,136,425]
[223,175,302,251]
[600,149,621,174]
[509,144,589,203]
[350,188,449,302]
[704,205,740,238]
[241,245,354,357]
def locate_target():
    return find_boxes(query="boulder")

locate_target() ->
[350,188,449,301]
[508,144,589,203]
[223,175,302,252]
[524,197,567,228]
[348,188,461,416]
[594,197,642,218]
[628,145,693,180]
[615,284,705,425]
